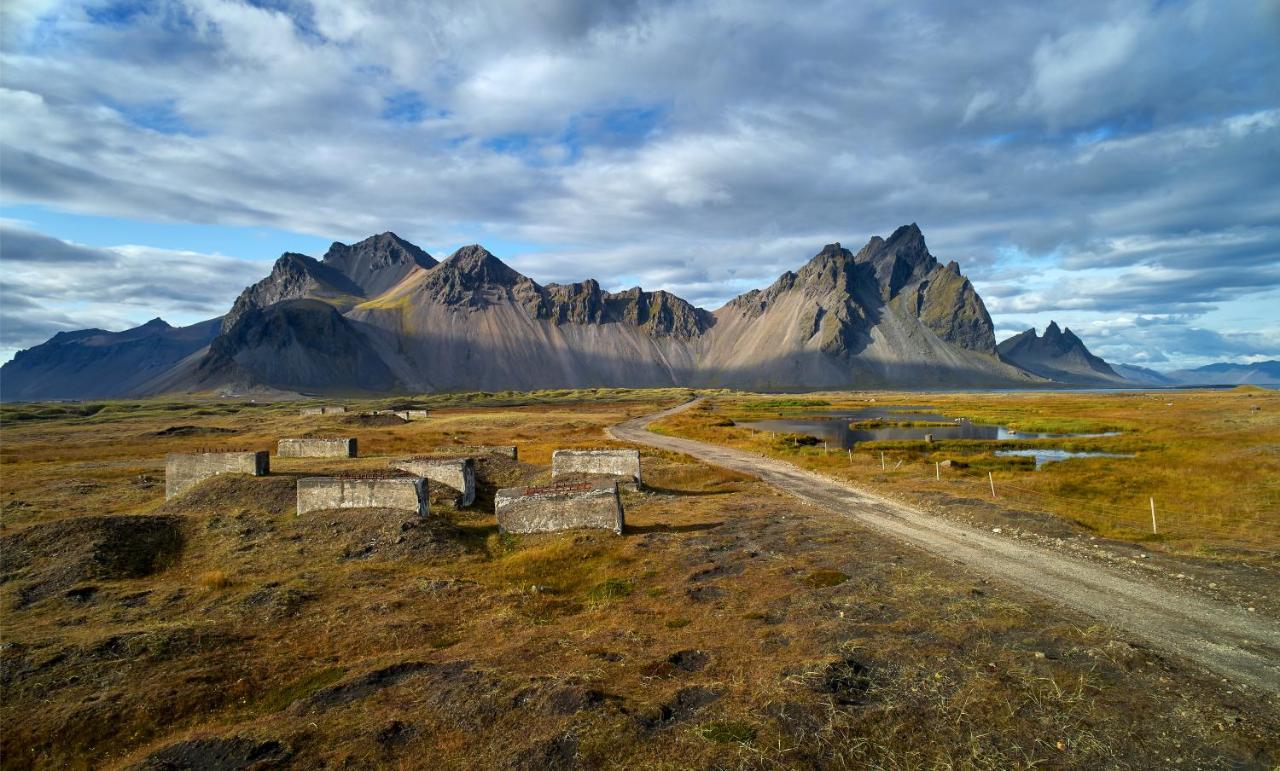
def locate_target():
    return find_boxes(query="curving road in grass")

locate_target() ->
[610,399,1280,695]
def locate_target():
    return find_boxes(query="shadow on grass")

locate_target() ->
[643,485,739,497]
[626,522,724,535]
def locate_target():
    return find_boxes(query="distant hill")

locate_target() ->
[996,322,1126,386]
[0,318,221,401]
[1113,363,1179,386]
[1166,361,1280,386]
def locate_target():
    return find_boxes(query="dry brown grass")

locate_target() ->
[1,390,1277,769]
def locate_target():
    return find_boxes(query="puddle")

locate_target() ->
[739,406,1119,449]
[996,449,1135,469]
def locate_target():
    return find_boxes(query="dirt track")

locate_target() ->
[610,400,1280,695]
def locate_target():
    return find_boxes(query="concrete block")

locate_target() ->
[495,480,623,535]
[278,437,357,458]
[296,476,428,516]
[165,450,269,499]
[375,409,429,420]
[552,449,641,486]
[300,406,347,415]
[390,457,476,507]
[434,445,517,460]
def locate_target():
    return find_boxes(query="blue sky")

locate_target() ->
[1,0,1278,368]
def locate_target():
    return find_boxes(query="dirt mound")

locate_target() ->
[145,425,238,438]
[133,736,290,770]
[1,515,184,607]
[471,455,540,511]
[155,475,297,518]
[289,509,465,562]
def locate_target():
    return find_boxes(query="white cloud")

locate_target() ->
[0,0,1277,369]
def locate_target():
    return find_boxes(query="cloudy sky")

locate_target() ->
[2,0,1278,369]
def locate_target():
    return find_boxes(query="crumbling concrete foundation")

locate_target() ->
[278,437,357,458]
[552,449,642,486]
[375,409,430,420]
[296,476,428,516]
[495,480,623,535]
[390,457,475,507]
[300,406,347,415]
[165,450,269,499]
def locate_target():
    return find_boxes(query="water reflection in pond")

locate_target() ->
[996,449,1135,469]
[738,406,1120,450]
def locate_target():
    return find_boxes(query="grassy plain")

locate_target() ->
[652,388,1280,562]
[1,389,1277,769]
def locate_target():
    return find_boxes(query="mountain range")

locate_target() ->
[2,225,1272,400]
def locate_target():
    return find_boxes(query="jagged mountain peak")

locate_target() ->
[322,232,436,296]
[997,321,1121,384]
[438,244,528,285]
[855,223,938,300]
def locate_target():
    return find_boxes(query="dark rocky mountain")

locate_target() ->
[1166,360,1280,386]
[195,300,401,394]
[320,232,437,297]
[701,225,1023,389]
[221,232,435,332]
[6,225,1078,399]
[0,317,221,401]
[997,322,1125,385]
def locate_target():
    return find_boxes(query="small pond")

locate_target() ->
[995,449,1135,470]
[738,405,1124,464]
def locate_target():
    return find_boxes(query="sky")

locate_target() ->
[1,0,1278,370]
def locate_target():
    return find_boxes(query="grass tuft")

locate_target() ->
[699,721,757,743]
[804,569,850,588]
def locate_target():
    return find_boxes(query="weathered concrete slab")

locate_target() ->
[390,457,475,507]
[495,480,623,535]
[300,406,347,415]
[296,476,428,516]
[375,409,430,420]
[165,450,269,499]
[552,449,642,486]
[278,437,357,458]
[433,445,517,460]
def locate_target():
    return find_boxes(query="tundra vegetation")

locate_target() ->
[0,388,1276,769]
[653,387,1280,563]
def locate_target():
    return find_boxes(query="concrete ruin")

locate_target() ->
[296,475,428,516]
[433,445,518,460]
[551,449,642,486]
[390,457,476,507]
[300,406,347,415]
[278,437,357,458]
[495,480,623,535]
[165,450,269,499]
[375,409,430,420]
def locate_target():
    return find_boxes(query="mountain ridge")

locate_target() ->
[997,321,1125,385]
[1,225,1147,399]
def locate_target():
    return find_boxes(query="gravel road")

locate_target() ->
[610,400,1280,695]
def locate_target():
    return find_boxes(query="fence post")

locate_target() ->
[988,471,996,499]
[823,441,828,455]
[880,452,885,471]
[848,448,853,463]
[1150,497,1157,535]
[936,461,940,480]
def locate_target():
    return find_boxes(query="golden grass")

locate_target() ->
[651,388,1280,559]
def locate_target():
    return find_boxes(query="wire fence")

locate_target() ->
[776,441,1275,549]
